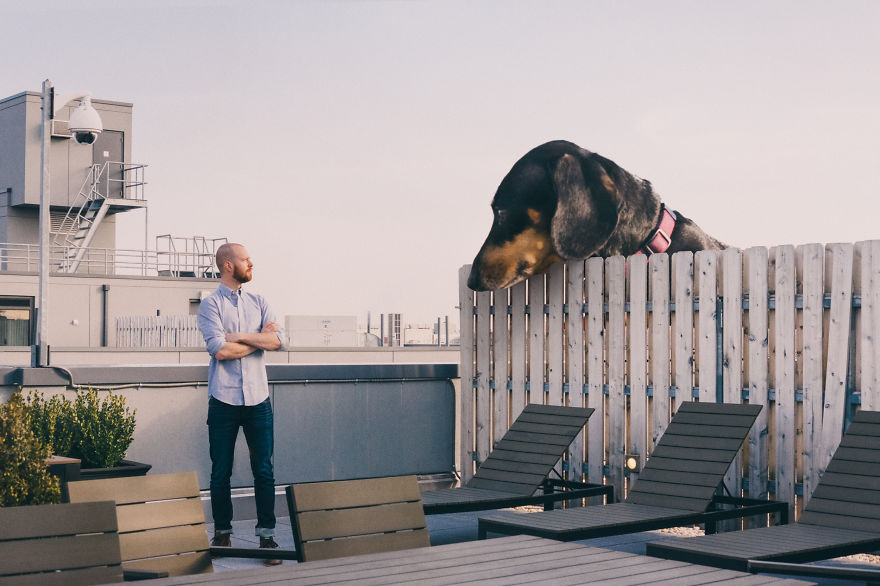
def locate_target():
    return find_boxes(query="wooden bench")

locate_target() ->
[67,471,214,580]
[287,475,430,562]
[0,500,122,585]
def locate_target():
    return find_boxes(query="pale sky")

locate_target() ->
[3,1,879,326]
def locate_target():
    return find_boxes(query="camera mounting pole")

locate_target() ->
[34,79,104,367]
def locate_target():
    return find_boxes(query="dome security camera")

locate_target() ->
[73,131,99,145]
[67,96,103,145]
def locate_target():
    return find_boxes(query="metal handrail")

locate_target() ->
[0,242,216,278]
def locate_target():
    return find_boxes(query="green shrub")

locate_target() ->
[0,394,62,507]
[21,388,137,469]
[24,391,79,459]
[74,388,137,468]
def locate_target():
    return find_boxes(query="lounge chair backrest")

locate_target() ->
[0,500,122,584]
[287,475,430,562]
[467,404,594,495]
[799,409,880,532]
[625,402,762,511]
[67,471,212,577]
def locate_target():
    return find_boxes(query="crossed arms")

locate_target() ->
[215,322,282,360]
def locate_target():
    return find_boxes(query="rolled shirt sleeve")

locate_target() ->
[197,295,228,357]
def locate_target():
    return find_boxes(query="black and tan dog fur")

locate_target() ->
[468,140,725,291]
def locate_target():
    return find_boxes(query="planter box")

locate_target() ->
[46,455,82,483]
[78,459,152,480]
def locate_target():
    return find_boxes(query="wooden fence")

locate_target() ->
[458,241,880,517]
[115,315,204,348]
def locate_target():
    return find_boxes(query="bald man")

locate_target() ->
[197,243,285,564]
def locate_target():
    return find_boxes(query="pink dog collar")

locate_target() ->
[637,205,676,255]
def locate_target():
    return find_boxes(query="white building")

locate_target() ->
[0,89,222,352]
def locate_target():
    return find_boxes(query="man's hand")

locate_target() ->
[261,321,280,333]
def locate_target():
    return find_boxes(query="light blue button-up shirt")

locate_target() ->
[197,283,284,406]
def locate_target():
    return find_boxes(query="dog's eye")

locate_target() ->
[494,209,507,224]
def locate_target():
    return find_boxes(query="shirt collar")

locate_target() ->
[218,283,243,299]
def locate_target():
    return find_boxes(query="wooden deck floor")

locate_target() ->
[207,511,878,584]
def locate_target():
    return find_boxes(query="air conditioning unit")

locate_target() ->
[51,119,72,139]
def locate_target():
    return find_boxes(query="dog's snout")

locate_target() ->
[467,266,488,291]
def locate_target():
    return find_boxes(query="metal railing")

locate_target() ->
[0,242,216,278]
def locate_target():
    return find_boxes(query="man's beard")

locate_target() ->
[233,266,252,283]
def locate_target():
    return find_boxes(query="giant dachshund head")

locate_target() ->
[467,140,624,291]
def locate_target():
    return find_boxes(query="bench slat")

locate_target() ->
[301,528,430,562]
[116,497,205,533]
[297,501,426,541]
[0,501,117,540]
[292,475,421,512]
[0,532,121,575]
[122,551,213,577]
[68,471,200,506]
[119,524,209,561]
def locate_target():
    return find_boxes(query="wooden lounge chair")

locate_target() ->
[478,402,786,540]
[646,409,880,572]
[0,500,123,585]
[67,471,296,580]
[421,404,613,514]
[287,475,430,562]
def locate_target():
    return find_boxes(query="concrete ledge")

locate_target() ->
[3,363,458,387]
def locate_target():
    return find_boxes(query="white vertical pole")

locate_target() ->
[36,79,53,367]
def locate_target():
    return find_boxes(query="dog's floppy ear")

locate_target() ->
[550,154,621,259]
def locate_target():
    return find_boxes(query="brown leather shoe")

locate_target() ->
[259,536,283,566]
[211,531,231,548]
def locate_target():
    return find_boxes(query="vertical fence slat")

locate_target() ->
[745,247,770,505]
[649,253,671,447]
[586,257,605,486]
[722,248,744,506]
[628,255,648,489]
[606,256,626,501]
[492,290,510,445]
[696,251,718,404]
[818,243,854,473]
[774,245,797,517]
[475,290,492,465]
[548,263,566,480]
[799,244,824,504]
[548,263,565,407]
[672,252,695,408]
[510,282,527,420]
[458,265,475,483]
[528,274,546,406]
[861,240,880,410]
[566,259,587,486]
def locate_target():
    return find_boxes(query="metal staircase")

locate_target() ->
[54,161,146,272]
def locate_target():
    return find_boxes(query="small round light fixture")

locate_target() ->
[624,454,641,473]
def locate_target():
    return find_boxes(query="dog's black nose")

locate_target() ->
[467,268,487,291]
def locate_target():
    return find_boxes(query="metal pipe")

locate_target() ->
[35,80,53,367]
[101,284,109,347]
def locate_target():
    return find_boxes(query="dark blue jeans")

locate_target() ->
[207,396,275,536]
